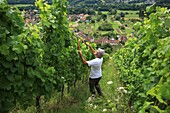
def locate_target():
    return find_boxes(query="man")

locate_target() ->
[77,40,105,101]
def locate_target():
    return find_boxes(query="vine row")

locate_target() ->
[113,5,170,112]
[0,0,94,112]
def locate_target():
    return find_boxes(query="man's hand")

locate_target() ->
[79,37,84,42]
[78,50,82,55]
[80,38,88,44]
[85,42,90,46]
[84,42,95,55]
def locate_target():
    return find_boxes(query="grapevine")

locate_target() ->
[113,5,170,112]
[0,0,94,112]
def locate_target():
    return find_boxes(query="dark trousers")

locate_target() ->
[89,77,102,96]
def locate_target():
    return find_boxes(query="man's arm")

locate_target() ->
[77,39,88,65]
[78,50,88,65]
[85,42,96,55]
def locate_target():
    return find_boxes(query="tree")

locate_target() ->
[98,10,102,15]
[115,14,121,20]
[91,20,95,24]
[109,9,117,15]
[101,13,107,21]
[120,12,125,18]
[139,9,144,18]
[86,15,92,21]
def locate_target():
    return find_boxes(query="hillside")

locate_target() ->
[7,0,160,5]
[7,0,50,4]
[7,0,114,4]
[7,0,170,10]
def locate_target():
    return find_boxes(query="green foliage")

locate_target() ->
[98,43,113,54]
[0,1,57,112]
[139,10,144,18]
[103,53,110,61]
[98,23,113,31]
[115,14,121,20]
[101,13,107,21]
[0,0,94,112]
[113,6,170,112]
[120,12,125,18]
[133,22,142,30]
[119,25,125,30]
[108,8,117,15]
[101,31,116,39]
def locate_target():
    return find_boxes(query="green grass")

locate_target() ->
[53,57,130,113]
[76,11,137,37]
[117,10,139,19]
[77,23,93,34]
[101,58,120,97]
[124,20,135,28]
[117,10,138,13]
[102,11,108,14]
[112,21,121,28]
[125,27,134,34]
[125,14,139,19]
[53,58,121,113]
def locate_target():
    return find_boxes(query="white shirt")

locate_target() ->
[87,58,103,78]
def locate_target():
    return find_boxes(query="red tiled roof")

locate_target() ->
[74,31,125,45]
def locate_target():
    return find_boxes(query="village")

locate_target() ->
[23,10,131,46]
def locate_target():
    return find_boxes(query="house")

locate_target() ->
[108,40,120,45]
[118,36,127,42]
[75,30,121,45]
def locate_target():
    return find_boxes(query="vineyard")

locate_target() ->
[0,0,170,113]
[0,0,95,112]
[113,5,170,112]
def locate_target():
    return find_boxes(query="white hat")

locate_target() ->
[97,48,105,57]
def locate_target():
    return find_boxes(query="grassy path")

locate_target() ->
[52,58,123,113]
[11,58,133,113]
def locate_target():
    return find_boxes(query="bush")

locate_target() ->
[129,18,141,22]
[98,23,113,31]
[125,12,129,15]
[115,15,120,20]
[78,20,83,23]
[120,12,125,18]
[103,53,110,62]
[119,25,125,30]
[91,20,95,23]
[96,16,101,22]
